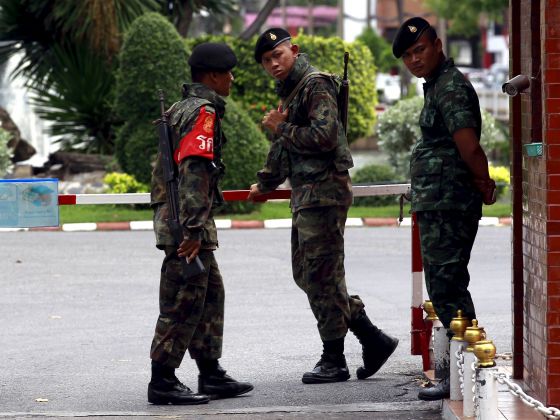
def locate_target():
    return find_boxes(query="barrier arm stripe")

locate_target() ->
[57,184,411,205]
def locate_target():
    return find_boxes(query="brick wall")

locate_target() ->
[519,0,547,403]
[545,0,560,407]
[518,0,560,406]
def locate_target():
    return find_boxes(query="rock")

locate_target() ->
[0,106,36,162]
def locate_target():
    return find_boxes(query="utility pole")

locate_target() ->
[366,0,371,29]
[308,0,314,35]
[281,0,287,28]
[337,0,343,38]
[396,0,410,97]
[437,17,447,55]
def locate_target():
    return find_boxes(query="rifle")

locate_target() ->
[339,52,350,135]
[157,90,205,277]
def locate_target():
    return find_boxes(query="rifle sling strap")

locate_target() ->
[281,71,334,112]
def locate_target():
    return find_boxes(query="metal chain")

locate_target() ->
[494,352,513,360]
[455,348,464,394]
[472,362,477,399]
[494,372,560,419]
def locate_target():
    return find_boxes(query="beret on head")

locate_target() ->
[188,42,237,71]
[254,27,292,63]
[392,17,432,58]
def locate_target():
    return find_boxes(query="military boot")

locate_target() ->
[418,338,450,400]
[148,361,210,405]
[301,338,350,384]
[349,309,399,379]
[197,359,254,399]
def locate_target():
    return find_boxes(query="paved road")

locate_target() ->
[0,226,510,418]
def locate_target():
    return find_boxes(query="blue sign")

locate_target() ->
[0,179,59,228]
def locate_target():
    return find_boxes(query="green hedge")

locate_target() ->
[219,98,269,214]
[114,12,189,181]
[185,34,377,142]
[352,164,404,206]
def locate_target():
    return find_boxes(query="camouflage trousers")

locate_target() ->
[150,248,224,368]
[291,205,365,342]
[416,210,479,329]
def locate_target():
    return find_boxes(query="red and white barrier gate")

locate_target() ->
[58,184,427,359]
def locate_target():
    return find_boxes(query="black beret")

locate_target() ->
[188,42,237,71]
[254,27,292,63]
[392,17,433,58]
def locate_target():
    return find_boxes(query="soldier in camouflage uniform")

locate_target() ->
[392,18,497,401]
[248,28,398,384]
[148,42,253,405]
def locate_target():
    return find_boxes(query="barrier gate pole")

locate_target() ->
[411,212,426,357]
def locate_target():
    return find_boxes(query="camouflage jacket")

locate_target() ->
[256,54,353,212]
[150,83,226,250]
[410,58,482,214]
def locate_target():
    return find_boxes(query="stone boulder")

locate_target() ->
[0,106,36,162]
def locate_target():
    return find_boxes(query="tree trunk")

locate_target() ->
[239,0,279,41]
[176,1,194,38]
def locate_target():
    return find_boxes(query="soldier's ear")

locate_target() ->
[434,38,443,54]
[290,44,300,56]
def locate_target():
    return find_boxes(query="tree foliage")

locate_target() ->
[0,0,158,154]
[186,33,378,142]
[425,0,508,36]
[164,0,239,37]
[356,27,398,73]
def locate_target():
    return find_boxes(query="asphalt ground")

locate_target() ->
[0,226,510,419]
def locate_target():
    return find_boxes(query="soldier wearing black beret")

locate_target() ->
[148,42,254,405]
[393,18,496,401]
[248,28,398,385]
[188,42,238,71]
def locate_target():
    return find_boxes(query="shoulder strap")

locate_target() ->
[281,71,334,112]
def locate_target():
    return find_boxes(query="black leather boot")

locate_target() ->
[301,338,350,384]
[418,375,450,400]
[197,359,254,399]
[349,309,399,379]
[418,340,450,400]
[148,361,210,405]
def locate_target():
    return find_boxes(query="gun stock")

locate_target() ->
[157,90,205,277]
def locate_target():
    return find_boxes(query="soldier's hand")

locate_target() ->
[247,183,264,202]
[474,178,497,205]
[262,108,288,134]
[178,239,201,263]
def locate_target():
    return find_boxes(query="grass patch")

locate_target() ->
[59,200,511,224]
[59,204,152,224]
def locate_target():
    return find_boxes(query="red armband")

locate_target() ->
[174,107,216,163]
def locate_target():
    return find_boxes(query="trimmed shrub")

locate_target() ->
[104,172,149,194]
[0,128,12,177]
[114,12,189,180]
[220,98,269,214]
[352,164,404,206]
[377,96,506,178]
[185,34,378,143]
[114,12,189,121]
[488,164,510,199]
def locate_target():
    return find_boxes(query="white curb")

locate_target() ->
[346,218,364,227]
[130,221,153,231]
[264,219,292,229]
[62,223,97,232]
[215,219,232,229]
